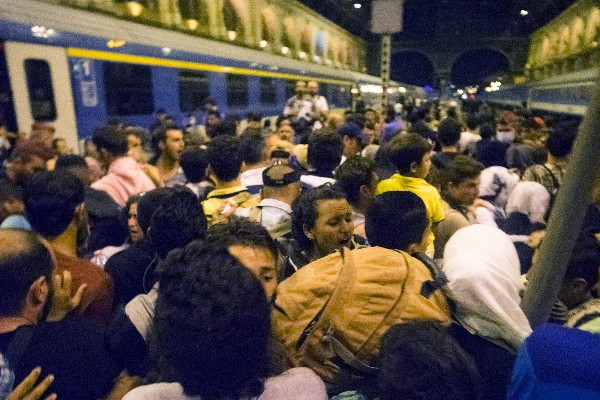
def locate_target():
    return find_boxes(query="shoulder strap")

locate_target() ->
[296,248,355,350]
[410,252,448,298]
[296,249,379,375]
[4,325,35,370]
[541,164,560,192]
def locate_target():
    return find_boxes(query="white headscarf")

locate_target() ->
[443,225,532,351]
[506,181,550,225]
[478,166,520,213]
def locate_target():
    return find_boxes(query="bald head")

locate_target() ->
[0,229,53,317]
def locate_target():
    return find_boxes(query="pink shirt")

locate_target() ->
[92,157,156,208]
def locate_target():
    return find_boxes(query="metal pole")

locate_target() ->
[521,78,600,328]
[380,33,391,111]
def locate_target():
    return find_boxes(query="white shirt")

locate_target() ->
[123,367,327,400]
[257,198,292,231]
[241,167,267,192]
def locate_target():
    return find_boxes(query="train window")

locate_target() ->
[24,59,57,121]
[226,74,248,108]
[103,62,154,116]
[260,77,276,105]
[179,70,210,112]
[285,79,296,99]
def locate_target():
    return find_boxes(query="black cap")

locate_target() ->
[263,164,301,187]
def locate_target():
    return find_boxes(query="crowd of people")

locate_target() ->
[0,81,600,400]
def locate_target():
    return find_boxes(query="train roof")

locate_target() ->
[0,0,420,90]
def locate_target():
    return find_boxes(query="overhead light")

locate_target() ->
[399,87,407,93]
[259,40,268,48]
[116,0,144,17]
[351,88,359,94]
[185,19,199,30]
[520,9,529,16]
[31,26,56,39]
[313,55,321,62]
[299,51,307,59]
[354,3,362,9]
[281,46,290,55]
[107,39,126,48]
[461,94,468,99]
[227,30,237,41]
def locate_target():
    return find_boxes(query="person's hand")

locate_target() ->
[46,270,87,322]
[6,367,56,400]
[528,230,546,249]
[211,200,237,225]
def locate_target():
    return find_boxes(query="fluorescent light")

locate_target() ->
[520,10,529,16]
[354,3,362,9]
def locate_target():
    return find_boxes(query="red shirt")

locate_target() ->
[54,251,115,325]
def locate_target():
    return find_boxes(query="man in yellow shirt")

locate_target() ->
[376,133,445,256]
[202,135,259,225]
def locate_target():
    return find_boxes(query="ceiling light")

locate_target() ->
[227,30,237,41]
[259,40,268,48]
[185,19,199,30]
[520,10,529,16]
[116,0,144,17]
[281,46,290,55]
[354,3,362,9]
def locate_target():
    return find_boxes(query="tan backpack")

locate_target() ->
[272,246,451,383]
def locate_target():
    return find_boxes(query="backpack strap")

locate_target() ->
[540,164,560,193]
[411,252,448,298]
[296,248,356,350]
[4,325,35,370]
[296,248,379,375]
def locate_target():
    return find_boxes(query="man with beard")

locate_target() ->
[23,171,115,325]
[153,126,186,187]
[0,229,121,400]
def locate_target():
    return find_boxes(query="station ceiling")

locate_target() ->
[297,0,580,40]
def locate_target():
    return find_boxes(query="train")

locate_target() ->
[478,67,597,116]
[0,0,424,152]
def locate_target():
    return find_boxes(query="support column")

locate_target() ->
[521,77,600,328]
[380,33,391,110]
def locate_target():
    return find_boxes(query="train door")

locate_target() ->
[4,41,78,152]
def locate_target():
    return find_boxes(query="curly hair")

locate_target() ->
[155,240,270,400]
[291,184,347,252]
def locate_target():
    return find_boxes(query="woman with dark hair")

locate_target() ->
[283,185,360,279]
[122,241,326,400]
[105,188,175,306]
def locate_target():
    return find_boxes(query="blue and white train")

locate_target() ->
[0,0,423,152]
[479,67,597,116]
